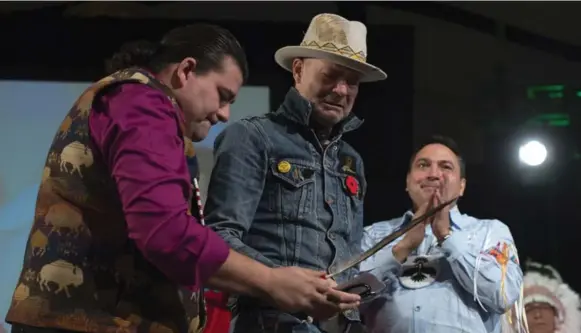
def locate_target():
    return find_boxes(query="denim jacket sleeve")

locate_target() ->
[204,120,277,267]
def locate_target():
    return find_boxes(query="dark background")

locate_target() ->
[0,2,578,292]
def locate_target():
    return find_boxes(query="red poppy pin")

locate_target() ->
[345,175,359,196]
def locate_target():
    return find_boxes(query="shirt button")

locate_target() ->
[329,233,336,240]
[326,198,333,205]
[414,306,421,312]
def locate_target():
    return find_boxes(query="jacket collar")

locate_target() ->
[274,87,364,135]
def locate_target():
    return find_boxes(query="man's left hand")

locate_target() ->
[431,189,451,242]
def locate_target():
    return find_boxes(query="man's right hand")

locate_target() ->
[393,199,433,262]
[263,267,361,318]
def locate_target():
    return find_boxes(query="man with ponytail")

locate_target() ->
[5,24,360,333]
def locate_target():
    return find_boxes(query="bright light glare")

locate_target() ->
[519,140,547,166]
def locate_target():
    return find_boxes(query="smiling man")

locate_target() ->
[205,13,386,333]
[360,135,525,333]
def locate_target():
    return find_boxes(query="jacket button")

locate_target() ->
[329,263,337,273]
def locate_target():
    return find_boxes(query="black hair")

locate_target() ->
[409,135,466,178]
[106,24,248,82]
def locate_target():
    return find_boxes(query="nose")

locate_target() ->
[332,81,349,96]
[427,165,443,179]
[217,104,230,123]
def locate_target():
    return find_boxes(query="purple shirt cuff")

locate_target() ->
[88,82,229,290]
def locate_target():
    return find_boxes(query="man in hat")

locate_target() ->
[359,135,524,333]
[205,13,387,333]
[4,23,360,333]
[502,260,581,333]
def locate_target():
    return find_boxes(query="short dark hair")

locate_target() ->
[106,24,248,82]
[409,135,466,178]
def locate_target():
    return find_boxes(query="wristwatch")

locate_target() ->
[438,231,453,247]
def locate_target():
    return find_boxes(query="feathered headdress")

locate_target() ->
[522,260,581,333]
[503,259,581,333]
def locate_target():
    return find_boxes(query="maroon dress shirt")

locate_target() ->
[89,83,230,291]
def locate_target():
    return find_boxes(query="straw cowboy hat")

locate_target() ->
[275,13,387,83]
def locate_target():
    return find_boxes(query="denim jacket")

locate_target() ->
[205,88,366,327]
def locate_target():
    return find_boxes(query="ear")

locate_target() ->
[291,58,304,85]
[175,57,197,87]
[459,178,466,197]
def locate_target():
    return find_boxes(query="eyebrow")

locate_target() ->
[328,66,361,81]
[416,157,454,165]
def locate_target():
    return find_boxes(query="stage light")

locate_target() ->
[519,140,547,166]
